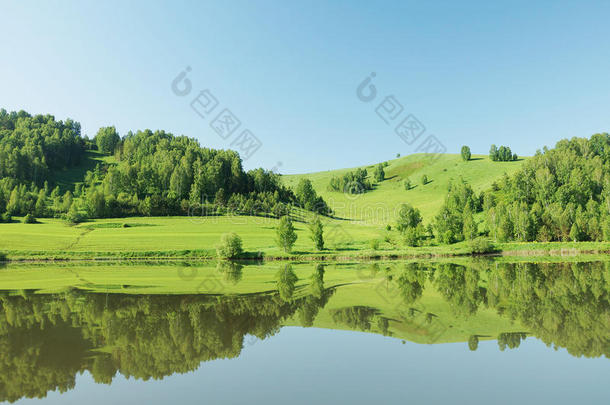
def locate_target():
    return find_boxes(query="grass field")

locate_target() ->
[4,151,609,261]
[283,153,526,224]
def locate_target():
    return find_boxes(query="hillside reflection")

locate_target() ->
[1,260,610,402]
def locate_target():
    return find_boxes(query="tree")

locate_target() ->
[35,189,47,217]
[468,335,479,351]
[216,233,243,259]
[276,264,298,301]
[66,203,84,224]
[374,164,385,182]
[489,144,498,161]
[396,203,422,233]
[309,217,324,250]
[421,174,428,185]
[95,126,120,154]
[461,146,471,161]
[462,205,477,240]
[276,216,297,252]
[215,188,227,207]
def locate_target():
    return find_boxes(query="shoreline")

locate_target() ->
[3,242,610,263]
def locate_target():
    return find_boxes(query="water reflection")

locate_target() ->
[1,260,609,402]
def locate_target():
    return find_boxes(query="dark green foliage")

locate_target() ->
[461,145,471,161]
[468,238,495,254]
[374,163,385,182]
[421,174,428,185]
[216,232,243,259]
[95,126,120,154]
[331,306,377,331]
[0,288,333,402]
[369,239,380,250]
[396,203,422,232]
[404,179,411,190]
[396,203,425,246]
[276,264,298,301]
[0,109,85,186]
[328,168,372,194]
[0,213,11,223]
[434,179,480,244]
[296,179,331,215]
[309,217,324,250]
[483,134,610,242]
[489,144,517,161]
[66,203,85,224]
[468,335,479,351]
[23,213,36,224]
[276,216,297,252]
[0,108,331,220]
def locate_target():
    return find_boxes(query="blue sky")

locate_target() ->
[2,0,610,173]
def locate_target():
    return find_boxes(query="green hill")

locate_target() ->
[283,153,527,225]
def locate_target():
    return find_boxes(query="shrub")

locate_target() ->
[469,238,495,254]
[421,174,428,185]
[369,239,380,250]
[66,204,85,224]
[122,223,130,228]
[23,214,37,224]
[0,213,11,223]
[216,232,243,259]
[404,179,411,190]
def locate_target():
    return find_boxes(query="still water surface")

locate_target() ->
[1,260,609,404]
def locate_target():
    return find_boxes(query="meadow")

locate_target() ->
[283,153,526,224]
[4,151,610,261]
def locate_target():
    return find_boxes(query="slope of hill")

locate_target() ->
[283,153,527,225]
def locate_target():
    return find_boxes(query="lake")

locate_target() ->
[1,259,609,404]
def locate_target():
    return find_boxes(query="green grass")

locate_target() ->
[283,153,526,224]
[5,151,606,261]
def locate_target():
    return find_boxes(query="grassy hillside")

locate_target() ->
[283,153,526,225]
[0,152,550,261]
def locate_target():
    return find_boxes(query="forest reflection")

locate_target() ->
[1,260,610,402]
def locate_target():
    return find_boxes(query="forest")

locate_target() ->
[0,109,330,223]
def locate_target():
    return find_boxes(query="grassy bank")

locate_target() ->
[2,214,610,262]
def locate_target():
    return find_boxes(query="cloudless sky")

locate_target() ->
[2,0,610,173]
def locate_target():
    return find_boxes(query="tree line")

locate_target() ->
[0,109,332,222]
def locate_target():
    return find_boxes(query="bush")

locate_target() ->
[122,223,130,228]
[66,204,85,224]
[369,239,380,250]
[404,224,425,247]
[404,179,411,190]
[421,174,428,185]
[216,233,243,259]
[23,214,37,224]
[469,238,495,254]
[0,213,11,223]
